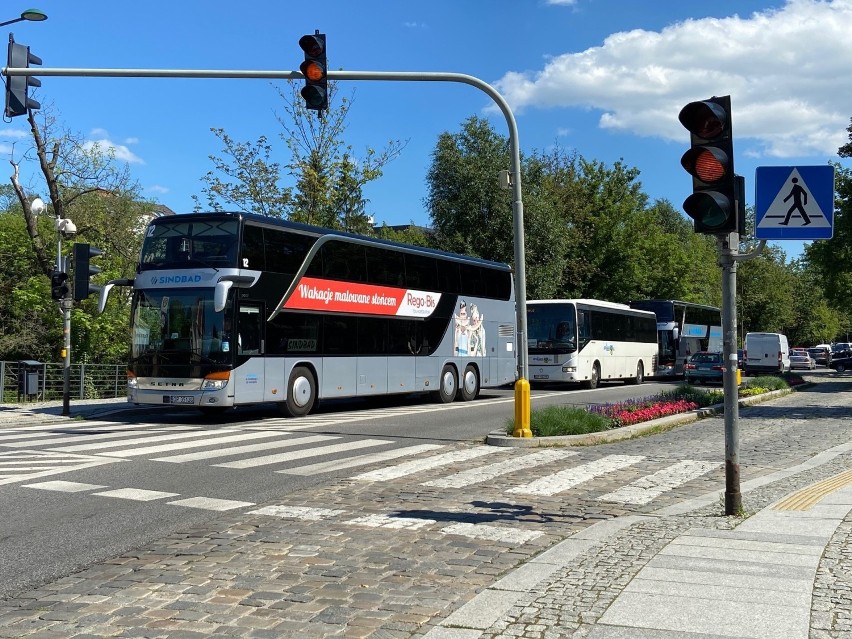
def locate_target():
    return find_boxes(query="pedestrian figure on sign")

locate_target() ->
[780,177,811,226]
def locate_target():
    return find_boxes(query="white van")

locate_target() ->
[743,332,790,375]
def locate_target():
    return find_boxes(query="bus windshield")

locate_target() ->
[527,303,577,353]
[130,289,232,377]
[139,219,239,270]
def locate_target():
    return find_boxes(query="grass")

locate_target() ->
[506,373,802,437]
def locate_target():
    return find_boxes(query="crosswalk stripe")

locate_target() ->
[346,514,436,530]
[440,522,544,545]
[97,431,291,458]
[152,434,339,463]
[0,424,196,446]
[277,443,445,476]
[93,488,180,501]
[167,496,255,511]
[598,460,718,505]
[214,438,395,469]
[1,459,116,486]
[423,449,579,488]
[507,454,646,496]
[45,430,235,453]
[248,505,345,520]
[23,480,108,492]
[353,446,507,482]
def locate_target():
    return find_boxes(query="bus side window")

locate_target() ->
[238,305,264,355]
[578,310,590,348]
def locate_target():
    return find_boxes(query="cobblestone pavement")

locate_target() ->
[0,376,850,638]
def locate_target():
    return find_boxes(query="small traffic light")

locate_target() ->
[678,95,737,234]
[298,32,327,112]
[73,243,103,302]
[50,270,68,301]
[5,34,42,118]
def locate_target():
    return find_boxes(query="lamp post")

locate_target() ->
[0,9,47,27]
[53,211,76,416]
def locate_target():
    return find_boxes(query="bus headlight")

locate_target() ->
[562,366,576,373]
[202,371,230,390]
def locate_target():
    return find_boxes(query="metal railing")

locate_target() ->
[0,361,126,404]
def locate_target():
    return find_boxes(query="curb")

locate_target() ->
[486,386,799,448]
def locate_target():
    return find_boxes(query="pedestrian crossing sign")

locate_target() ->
[755,165,835,240]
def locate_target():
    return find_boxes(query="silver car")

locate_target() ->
[790,350,816,370]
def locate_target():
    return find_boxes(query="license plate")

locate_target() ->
[164,395,194,405]
[533,374,549,380]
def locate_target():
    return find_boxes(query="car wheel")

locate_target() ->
[837,363,846,373]
[583,363,601,390]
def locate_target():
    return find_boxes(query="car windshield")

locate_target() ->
[692,353,720,363]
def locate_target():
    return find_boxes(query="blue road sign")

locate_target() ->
[755,166,834,240]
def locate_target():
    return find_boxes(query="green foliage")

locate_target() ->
[504,405,612,437]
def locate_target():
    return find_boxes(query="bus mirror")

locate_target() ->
[672,327,680,341]
[97,278,134,314]
[214,280,234,312]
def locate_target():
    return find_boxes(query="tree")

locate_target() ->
[3,105,154,363]
[196,82,407,232]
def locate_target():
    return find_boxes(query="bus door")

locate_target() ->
[233,302,266,403]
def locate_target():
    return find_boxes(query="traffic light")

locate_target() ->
[298,32,327,112]
[4,35,42,118]
[50,270,68,301]
[73,243,103,302]
[678,95,737,234]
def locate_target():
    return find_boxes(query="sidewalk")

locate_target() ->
[0,382,849,638]
[0,396,145,425]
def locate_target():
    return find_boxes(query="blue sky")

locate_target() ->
[3,0,851,261]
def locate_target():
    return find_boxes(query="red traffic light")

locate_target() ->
[681,146,730,184]
[300,59,325,83]
[678,100,727,140]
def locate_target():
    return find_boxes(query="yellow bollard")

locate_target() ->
[513,377,532,438]
[736,368,742,385]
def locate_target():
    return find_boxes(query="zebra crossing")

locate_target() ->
[0,419,720,509]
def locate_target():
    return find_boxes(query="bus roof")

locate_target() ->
[529,298,655,316]
[147,211,512,272]
[629,299,720,311]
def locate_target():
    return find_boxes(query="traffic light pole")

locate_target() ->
[717,233,741,515]
[61,297,71,416]
[5,64,532,434]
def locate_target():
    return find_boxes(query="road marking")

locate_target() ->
[599,460,718,505]
[353,446,506,482]
[1,425,201,449]
[40,429,238,453]
[167,496,255,511]
[1,451,118,486]
[23,480,107,492]
[277,443,445,476]
[773,468,852,511]
[423,449,579,488]
[346,514,436,530]
[152,434,336,463]
[93,488,180,501]
[214,438,394,469]
[507,454,646,496]
[97,430,288,458]
[248,505,345,520]
[440,522,544,545]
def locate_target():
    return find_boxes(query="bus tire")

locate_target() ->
[435,364,458,404]
[626,361,644,385]
[459,365,480,401]
[282,366,316,417]
[583,363,601,390]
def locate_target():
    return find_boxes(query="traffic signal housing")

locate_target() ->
[5,35,42,118]
[678,95,737,234]
[298,32,327,112]
[73,243,103,302]
[50,270,68,301]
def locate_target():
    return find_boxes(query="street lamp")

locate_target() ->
[0,9,48,27]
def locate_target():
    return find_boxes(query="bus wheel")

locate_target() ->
[626,362,644,385]
[583,363,600,390]
[459,365,479,401]
[435,365,458,404]
[282,366,316,417]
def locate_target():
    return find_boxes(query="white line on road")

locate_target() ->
[152,434,337,463]
[507,454,646,496]
[423,449,579,488]
[599,459,719,505]
[353,446,507,482]
[276,443,445,476]
[213,438,394,469]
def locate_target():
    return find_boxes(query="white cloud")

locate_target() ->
[493,0,852,158]
[0,129,29,140]
[146,185,169,195]
[83,131,144,165]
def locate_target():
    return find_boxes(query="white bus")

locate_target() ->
[526,299,658,388]
[628,300,722,377]
[111,212,518,416]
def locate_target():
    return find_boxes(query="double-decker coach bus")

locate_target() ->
[110,212,517,416]
[628,299,722,378]
[526,299,657,388]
